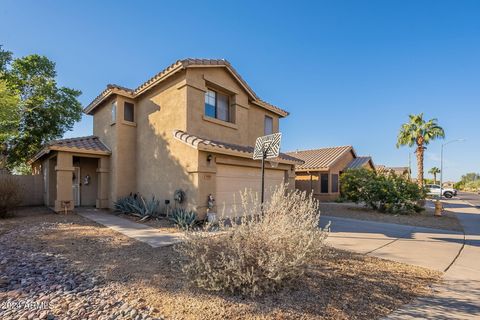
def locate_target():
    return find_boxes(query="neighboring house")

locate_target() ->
[286,146,374,201]
[30,59,303,216]
[376,165,410,177]
[443,181,456,188]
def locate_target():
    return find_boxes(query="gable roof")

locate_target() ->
[173,130,303,165]
[30,136,111,163]
[346,156,375,170]
[84,59,288,117]
[285,146,355,171]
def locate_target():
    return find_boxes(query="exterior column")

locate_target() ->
[54,152,74,212]
[96,156,110,209]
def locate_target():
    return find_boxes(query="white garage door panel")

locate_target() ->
[216,165,285,216]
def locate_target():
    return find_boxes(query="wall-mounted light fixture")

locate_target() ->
[207,154,213,163]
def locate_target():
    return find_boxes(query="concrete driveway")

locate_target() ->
[320,199,480,319]
[319,216,464,272]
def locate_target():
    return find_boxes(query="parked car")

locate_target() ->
[426,184,457,198]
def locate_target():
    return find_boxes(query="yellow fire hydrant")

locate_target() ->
[434,199,443,217]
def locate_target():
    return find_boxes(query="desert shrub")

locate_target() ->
[175,185,328,297]
[170,208,198,230]
[0,173,23,218]
[114,193,159,220]
[340,169,425,214]
[462,180,480,192]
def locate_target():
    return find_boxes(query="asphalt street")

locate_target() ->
[457,191,480,207]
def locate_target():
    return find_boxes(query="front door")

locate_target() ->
[72,167,81,206]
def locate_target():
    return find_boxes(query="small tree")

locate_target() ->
[396,113,445,188]
[341,169,425,214]
[428,167,441,184]
[0,46,82,172]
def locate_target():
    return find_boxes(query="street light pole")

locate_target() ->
[440,143,444,199]
[439,139,465,199]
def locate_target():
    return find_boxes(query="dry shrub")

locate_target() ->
[176,185,328,297]
[0,173,23,218]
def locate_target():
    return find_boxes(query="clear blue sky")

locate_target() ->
[1,0,479,181]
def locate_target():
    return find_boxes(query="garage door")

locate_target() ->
[216,164,285,217]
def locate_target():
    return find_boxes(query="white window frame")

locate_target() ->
[204,89,231,123]
[111,101,117,123]
[264,115,273,135]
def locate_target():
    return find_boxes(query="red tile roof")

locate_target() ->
[84,59,288,117]
[173,130,303,165]
[285,146,354,170]
[30,136,111,163]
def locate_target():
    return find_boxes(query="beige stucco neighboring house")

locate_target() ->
[376,165,410,177]
[30,59,303,216]
[286,147,374,201]
[443,181,456,188]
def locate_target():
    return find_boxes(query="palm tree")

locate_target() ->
[397,113,445,188]
[429,167,441,184]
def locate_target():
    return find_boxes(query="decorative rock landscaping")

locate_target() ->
[0,226,163,320]
[0,207,442,320]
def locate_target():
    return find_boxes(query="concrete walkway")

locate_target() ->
[320,200,480,319]
[386,200,480,319]
[77,208,184,248]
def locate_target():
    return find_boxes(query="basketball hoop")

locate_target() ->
[253,133,282,205]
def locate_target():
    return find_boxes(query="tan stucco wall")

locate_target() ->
[2,173,44,206]
[114,96,137,200]
[93,97,117,205]
[133,71,201,213]
[47,157,57,207]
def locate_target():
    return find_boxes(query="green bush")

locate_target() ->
[340,169,425,214]
[170,208,198,230]
[114,193,159,220]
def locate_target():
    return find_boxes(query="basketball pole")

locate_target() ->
[261,149,266,205]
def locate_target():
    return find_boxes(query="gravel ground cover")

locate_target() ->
[0,209,163,320]
[0,207,441,319]
[320,202,463,231]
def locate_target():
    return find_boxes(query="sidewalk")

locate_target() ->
[386,200,480,319]
[77,208,184,248]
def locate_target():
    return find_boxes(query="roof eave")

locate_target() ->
[173,131,302,165]
[84,59,289,117]
[295,168,330,172]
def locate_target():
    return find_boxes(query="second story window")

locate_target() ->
[111,101,117,123]
[205,89,230,122]
[124,102,134,122]
[264,115,273,135]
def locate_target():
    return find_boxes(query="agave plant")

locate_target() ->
[170,208,198,230]
[114,193,159,220]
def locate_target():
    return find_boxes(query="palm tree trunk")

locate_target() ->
[416,146,424,188]
[433,173,437,184]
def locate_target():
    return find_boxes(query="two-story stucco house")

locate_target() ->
[30,59,302,217]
